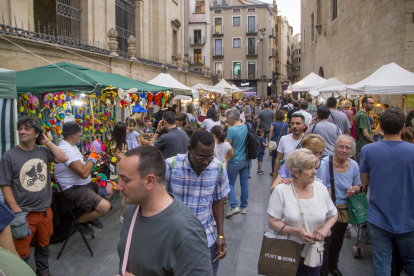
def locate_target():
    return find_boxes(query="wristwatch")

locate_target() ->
[217,235,225,240]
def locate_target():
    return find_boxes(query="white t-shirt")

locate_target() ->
[214,142,232,168]
[55,140,91,191]
[202,119,221,132]
[294,110,313,127]
[267,181,337,256]
[277,134,303,155]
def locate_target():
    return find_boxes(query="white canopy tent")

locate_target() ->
[309,78,347,98]
[346,62,414,95]
[191,83,226,95]
[214,79,242,94]
[147,73,198,99]
[291,72,327,92]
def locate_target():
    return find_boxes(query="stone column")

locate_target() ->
[127,35,137,60]
[107,28,119,56]
[183,56,189,71]
[176,54,183,71]
[135,0,144,57]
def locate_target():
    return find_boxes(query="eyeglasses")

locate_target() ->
[195,153,214,162]
[337,145,352,151]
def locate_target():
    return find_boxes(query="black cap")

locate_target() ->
[62,121,82,135]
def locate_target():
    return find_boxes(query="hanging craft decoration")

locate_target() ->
[139,90,147,109]
[101,85,118,108]
[146,92,163,109]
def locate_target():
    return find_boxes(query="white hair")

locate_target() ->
[225,107,240,121]
[285,148,319,178]
[334,135,356,156]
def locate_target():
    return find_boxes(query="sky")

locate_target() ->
[260,0,301,36]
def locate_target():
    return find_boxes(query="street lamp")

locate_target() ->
[258,28,266,96]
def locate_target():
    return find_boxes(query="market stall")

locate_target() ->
[309,77,346,98]
[346,62,414,95]
[16,62,170,148]
[0,68,18,157]
[290,72,327,100]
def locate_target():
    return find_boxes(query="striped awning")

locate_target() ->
[0,99,18,156]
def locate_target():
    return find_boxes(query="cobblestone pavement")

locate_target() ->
[29,151,380,276]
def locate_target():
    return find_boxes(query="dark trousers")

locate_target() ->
[321,222,348,276]
[209,243,219,276]
[297,257,322,276]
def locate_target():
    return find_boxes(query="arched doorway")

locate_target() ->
[319,67,324,78]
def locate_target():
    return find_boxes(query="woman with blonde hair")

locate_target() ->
[271,134,327,192]
[268,148,338,275]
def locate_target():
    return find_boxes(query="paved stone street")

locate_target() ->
[29,151,376,276]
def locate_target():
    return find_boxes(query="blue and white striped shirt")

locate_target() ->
[165,153,230,247]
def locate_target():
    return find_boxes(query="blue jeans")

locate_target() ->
[368,223,414,276]
[209,243,219,276]
[228,159,252,209]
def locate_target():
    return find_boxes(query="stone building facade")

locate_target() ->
[0,0,210,87]
[291,33,301,83]
[301,0,414,106]
[276,16,293,93]
[209,0,277,96]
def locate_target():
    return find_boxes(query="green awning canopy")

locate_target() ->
[16,62,169,94]
[0,68,17,99]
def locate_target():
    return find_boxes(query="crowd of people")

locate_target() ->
[0,93,413,276]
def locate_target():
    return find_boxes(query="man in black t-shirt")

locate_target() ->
[150,111,189,160]
[0,117,68,276]
[117,146,212,276]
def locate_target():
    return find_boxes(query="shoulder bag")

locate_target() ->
[291,185,324,268]
[329,155,350,223]
[121,206,140,276]
[269,122,286,151]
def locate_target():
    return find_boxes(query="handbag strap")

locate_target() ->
[275,122,285,143]
[291,184,311,234]
[122,206,140,276]
[295,134,306,150]
[329,155,336,203]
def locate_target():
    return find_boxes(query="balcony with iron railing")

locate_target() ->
[212,25,224,36]
[189,56,205,65]
[213,46,224,57]
[190,36,206,46]
[246,24,257,35]
[246,44,257,56]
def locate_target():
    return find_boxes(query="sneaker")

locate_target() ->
[226,207,240,218]
[78,222,95,236]
[88,219,104,229]
[120,215,124,223]
[258,170,265,175]
[240,207,248,214]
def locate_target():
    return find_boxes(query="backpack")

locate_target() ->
[244,122,261,159]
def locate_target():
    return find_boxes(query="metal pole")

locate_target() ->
[262,41,264,96]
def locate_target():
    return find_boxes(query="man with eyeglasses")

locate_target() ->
[355,97,375,163]
[165,130,230,276]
